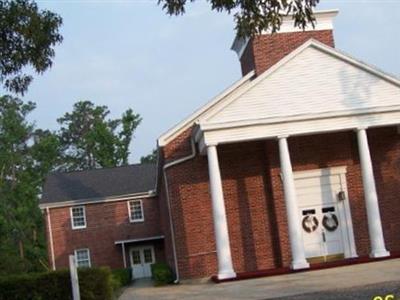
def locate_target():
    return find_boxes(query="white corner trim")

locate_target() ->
[231,9,339,59]
[70,206,87,230]
[157,71,255,147]
[46,207,56,271]
[128,199,145,223]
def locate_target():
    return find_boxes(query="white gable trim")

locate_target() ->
[157,70,255,147]
[202,39,400,123]
[159,39,400,149]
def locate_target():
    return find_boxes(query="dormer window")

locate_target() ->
[128,200,144,223]
[71,206,86,229]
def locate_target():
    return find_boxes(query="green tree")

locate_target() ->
[57,101,142,171]
[140,149,158,164]
[0,95,60,274]
[0,0,63,94]
[159,0,319,37]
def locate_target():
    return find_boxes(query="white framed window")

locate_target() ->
[74,248,91,268]
[128,200,144,223]
[70,206,86,229]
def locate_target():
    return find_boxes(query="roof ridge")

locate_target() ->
[49,162,156,176]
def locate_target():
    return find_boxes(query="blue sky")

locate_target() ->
[21,0,400,162]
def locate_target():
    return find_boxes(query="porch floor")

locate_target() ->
[119,258,400,300]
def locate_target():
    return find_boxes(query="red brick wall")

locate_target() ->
[369,127,400,252]
[161,126,400,279]
[46,197,164,269]
[240,30,335,76]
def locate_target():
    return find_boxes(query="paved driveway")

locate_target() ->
[119,259,400,300]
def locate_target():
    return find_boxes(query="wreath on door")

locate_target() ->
[322,213,339,232]
[302,215,319,233]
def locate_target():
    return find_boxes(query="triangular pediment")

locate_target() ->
[201,41,400,126]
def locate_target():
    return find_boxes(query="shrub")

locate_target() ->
[111,268,131,289]
[0,267,114,300]
[151,263,174,286]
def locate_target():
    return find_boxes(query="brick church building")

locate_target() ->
[40,10,400,281]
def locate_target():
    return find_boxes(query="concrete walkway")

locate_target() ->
[119,259,400,300]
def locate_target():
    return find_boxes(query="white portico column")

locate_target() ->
[356,128,390,258]
[207,144,236,280]
[278,136,310,270]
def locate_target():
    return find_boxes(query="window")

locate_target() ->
[74,248,91,268]
[70,206,86,229]
[128,200,144,222]
[143,248,154,264]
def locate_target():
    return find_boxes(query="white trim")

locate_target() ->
[157,71,255,146]
[202,109,400,148]
[70,206,87,230]
[39,192,155,209]
[74,248,91,268]
[115,235,165,245]
[46,207,56,270]
[128,199,145,223]
[231,9,339,59]
[201,105,400,131]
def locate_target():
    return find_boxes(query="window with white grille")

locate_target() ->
[128,200,144,222]
[70,206,86,229]
[74,248,91,268]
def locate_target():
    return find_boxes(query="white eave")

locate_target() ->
[157,70,256,147]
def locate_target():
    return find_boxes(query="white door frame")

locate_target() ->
[294,166,358,259]
[129,245,155,279]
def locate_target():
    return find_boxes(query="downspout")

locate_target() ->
[46,207,56,270]
[163,138,196,283]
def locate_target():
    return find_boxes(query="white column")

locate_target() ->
[356,128,390,258]
[207,144,236,280]
[278,136,310,270]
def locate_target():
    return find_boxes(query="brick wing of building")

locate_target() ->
[40,10,400,282]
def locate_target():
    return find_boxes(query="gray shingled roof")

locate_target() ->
[41,164,157,204]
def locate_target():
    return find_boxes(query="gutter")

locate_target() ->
[46,207,56,270]
[162,138,196,284]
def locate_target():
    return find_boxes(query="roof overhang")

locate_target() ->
[39,190,156,209]
[114,235,165,245]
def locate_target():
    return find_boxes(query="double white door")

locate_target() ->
[294,167,357,262]
[130,246,155,279]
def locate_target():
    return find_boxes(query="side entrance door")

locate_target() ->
[294,167,357,263]
[129,246,155,279]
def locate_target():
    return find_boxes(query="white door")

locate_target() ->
[129,246,155,279]
[294,167,357,262]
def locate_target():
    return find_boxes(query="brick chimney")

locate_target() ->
[231,10,338,76]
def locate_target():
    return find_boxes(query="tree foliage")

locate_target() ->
[140,149,158,164]
[0,95,60,274]
[158,0,319,37]
[57,101,142,171]
[0,0,63,94]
